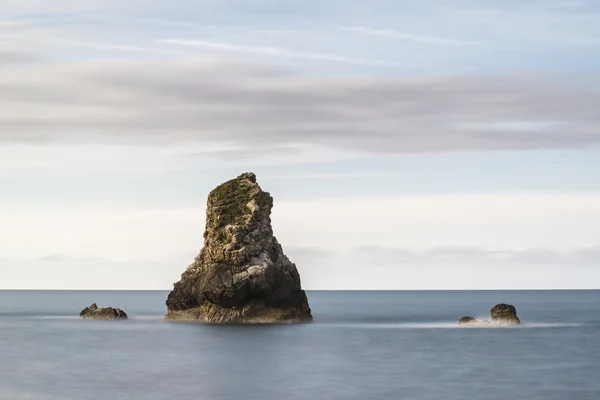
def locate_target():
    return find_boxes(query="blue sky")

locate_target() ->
[1,0,600,289]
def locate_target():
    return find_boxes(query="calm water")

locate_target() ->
[0,290,599,400]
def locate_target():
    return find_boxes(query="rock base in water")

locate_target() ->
[458,316,479,325]
[458,303,520,326]
[165,172,312,324]
[490,303,520,324]
[457,317,492,326]
[166,301,309,324]
[79,303,128,320]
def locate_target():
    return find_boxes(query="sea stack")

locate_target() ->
[165,172,312,323]
[79,303,128,320]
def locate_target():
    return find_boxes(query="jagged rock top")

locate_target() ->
[79,303,128,320]
[202,172,273,266]
[165,172,312,323]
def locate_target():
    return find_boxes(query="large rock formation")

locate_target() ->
[165,172,312,323]
[79,303,128,320]
[490,303,520,324]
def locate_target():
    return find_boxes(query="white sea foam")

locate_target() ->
[322,321,583,329]
[26,315,585,329]
[30,315,165,321]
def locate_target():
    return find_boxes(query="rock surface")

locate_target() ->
[458,316,479,325]
[490,303,520,324]
[165,172,312,323]
[458,304,521,326]
[79,303,128,320]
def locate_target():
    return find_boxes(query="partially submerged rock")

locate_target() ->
[458,316,479,325]
[458,303,521,326]
[79,303,128,320]
[490,303,520,324]
[165,172,312,324]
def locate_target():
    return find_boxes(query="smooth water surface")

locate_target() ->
[1,290,599,400]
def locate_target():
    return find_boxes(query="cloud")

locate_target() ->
[0,0,185,14]
[1,57,600,154]
[284,246,336,266]
[159,39,400,66]
[545,0,599,9]
[51,38,185,56]
[39,254,68,262]
[0,20,28,30]
[300,245,600,268]
[0,255,184,289]
[267,172,411,180]
[343,26,482,46]
[0,49,36,65]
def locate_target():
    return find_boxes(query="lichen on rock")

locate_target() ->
[79,303,128,320]
[490,303,520,324]
[165,172,312,324]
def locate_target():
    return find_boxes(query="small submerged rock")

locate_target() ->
[490,303,520,324]
[79,303,128,320]
[458,316,479,325]
[458,303,520,326]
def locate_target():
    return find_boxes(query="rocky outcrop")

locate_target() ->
[490,303,520,324]
[458,303,521,326]
[79,303,128,320]
[458,316,479,325]
[165,172,312,324]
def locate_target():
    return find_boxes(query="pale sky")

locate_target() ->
[1,0,599,289]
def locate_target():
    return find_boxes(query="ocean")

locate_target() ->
[0,290,598,400]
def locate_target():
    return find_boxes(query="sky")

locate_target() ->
[1,0,600,290]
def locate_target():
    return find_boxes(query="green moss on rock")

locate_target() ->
[208,175,254,228]
[165,172,312,324]
[490,303,520,324]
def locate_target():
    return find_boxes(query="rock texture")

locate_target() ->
[458,304,521,326]
[79,303,128,320]
[458,316,479,325]
[165,172,312,324]
[490,303,520,324]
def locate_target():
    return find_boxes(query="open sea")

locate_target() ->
[0,290,599,400]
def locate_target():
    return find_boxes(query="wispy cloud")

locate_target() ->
[159,39,400,66]
[39,254,68,262]
[0,49,36,65]
[51,38,185,56]
[267,172,411,180]
[546,0,600,8]
[1,58,600,154]
[0,20,28,30]
[344,26,482,46]
[298,244,600,268]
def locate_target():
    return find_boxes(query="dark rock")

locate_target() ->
[490,303,520,324]
[165,172,312,324]
[79,303,127,320]
[458,316,479,325]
